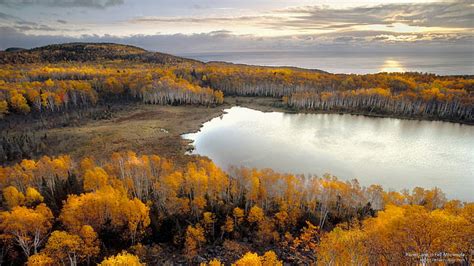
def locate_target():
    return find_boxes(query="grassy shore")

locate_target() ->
[41,97,284,164]
[1,96,471,165]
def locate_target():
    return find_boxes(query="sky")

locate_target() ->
[0,0,473,54]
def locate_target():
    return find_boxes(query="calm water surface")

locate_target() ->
[183,107,474,201]
[181,51,474,75]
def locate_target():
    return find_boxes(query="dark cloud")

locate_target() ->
[0,10,81,33]
[0,0,124,8]
[0,12,64,31]
[207,30,233,37]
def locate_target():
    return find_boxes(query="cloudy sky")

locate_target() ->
[0,0,472,53]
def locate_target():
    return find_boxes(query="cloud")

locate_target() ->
[0,0,472,53]
[16,23,60,31]
[1,26,472,54]
[274,0,473,29]
[0,0,124,8]
[0,12,78,33]
[130,15,273,24]
[129,0,473,33]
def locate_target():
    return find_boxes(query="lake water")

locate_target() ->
[181,51,474,75]
[183,107,474,201]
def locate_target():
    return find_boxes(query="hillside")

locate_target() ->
[0,43,327,74]
[0,43,200,65]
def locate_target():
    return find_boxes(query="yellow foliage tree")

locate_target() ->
[59,186,150,243]
[184,224,206,260]
[202,211,216,237]
[99,251,144,266]
[78,225,100,264]
[232,251,282,266]
[233,252,261,266]
[122,198,151,244]
[0,203,53,257]
[26,253,54,266]
[83,167,109,191]
[40,225,99,265]
[248,205,264,224]
[317,227,368,265]
[221,216,234,238]
[25,187,44,206]
[233,207,245,226]
[42,230,83,265]
[291,221,320,257]
[262,251,283,266]
[2,186,25,209]
[0,99,8,118]
[201,258,224,266]
[9,90,30,114]
[318,204,474,264]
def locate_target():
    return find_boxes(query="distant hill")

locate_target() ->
[0,42,330,73]
[206,61,328,74]
[0,43,201,65]
[4,47,27,52]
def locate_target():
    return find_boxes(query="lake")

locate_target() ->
[180,51,474,75]
[183,107,474,201]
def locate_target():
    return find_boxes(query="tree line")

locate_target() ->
[1,63,473,122]
[192,65,473,122]
[286,87,472,121]
[0,64,224,118]
[0,151,471,264]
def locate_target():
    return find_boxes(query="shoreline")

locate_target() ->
[1,96,471,165]
[225,96,474,126]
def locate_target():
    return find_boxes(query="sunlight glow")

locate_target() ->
[380,59,405,73]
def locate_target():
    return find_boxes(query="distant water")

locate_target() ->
[183,107,474,201]
[180,51,474,75]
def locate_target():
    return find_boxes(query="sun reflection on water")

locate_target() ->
[380,59,405,73]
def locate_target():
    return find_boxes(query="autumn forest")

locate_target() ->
[1,48,473,123]
[0,43,473,265]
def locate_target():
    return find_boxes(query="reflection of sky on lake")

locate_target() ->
[183,107,474,201]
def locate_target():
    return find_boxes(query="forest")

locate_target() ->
[0,152,472,265]
[0,44,473,123]
[0,43,473,265]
